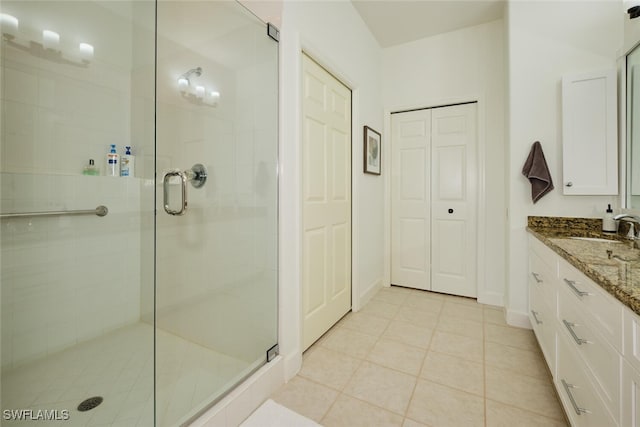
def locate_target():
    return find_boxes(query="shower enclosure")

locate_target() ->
[0,1,278,425]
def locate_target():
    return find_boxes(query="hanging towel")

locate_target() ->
[522,141,554,203]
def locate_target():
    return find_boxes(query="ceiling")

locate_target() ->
[351,0,506,48]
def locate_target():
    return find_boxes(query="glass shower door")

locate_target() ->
[154,2,279,425]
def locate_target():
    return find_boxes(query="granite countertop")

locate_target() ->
[527,216,640,316]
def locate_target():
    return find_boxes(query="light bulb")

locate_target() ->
[195,85,205,99]
[178,77,189,92]
[0,14,18,38]
[79,43,94,61]
[42,30,60,50]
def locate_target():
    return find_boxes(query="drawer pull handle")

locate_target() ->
[531,272,543,283]
[563,319,590,345]
[561,379,589,415]
[563,278,591,297]
[531,310,543,325]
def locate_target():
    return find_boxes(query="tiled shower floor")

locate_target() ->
[2,323,255,426]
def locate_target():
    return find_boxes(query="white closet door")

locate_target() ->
[430,103,477,298]
[301,53,352,350]
[390,110,431,290]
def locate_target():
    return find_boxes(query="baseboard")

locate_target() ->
[283,350,302,382]
[355,278,383,312]
[506,308,532,329]
[477,291,504,308]
[189,356,285,427]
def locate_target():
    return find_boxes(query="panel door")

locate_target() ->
[302,53,352,350]
[430,103,477,297]
[390,110,431,290]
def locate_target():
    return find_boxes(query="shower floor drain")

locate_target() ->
[77,396,103,412]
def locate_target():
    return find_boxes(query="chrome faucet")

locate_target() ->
[613,213,640,240]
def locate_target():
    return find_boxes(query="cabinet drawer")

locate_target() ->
[529,287,556,377]
[529,236,560,274]
[558,287,620,415]
[529,239,558,309]
[624,307,640,373]
[622,359,640,427]
[558,258,623,351]
[556,338,618,427]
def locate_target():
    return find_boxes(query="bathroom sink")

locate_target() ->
[569,237,621,243]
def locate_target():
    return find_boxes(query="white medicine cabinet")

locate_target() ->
[561,68,618,195]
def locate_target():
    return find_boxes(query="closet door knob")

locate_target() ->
[566,182,573,187]
[448,209,454,214]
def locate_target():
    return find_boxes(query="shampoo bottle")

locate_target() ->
[602,204,617,233]
[120,146,135,177]
[106,144,119,177]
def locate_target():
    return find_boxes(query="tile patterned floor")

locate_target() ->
[271,286,568,427]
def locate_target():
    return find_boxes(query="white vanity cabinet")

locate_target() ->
[528,235,625,425]
[561,68,617,195]
[528,237,558,375]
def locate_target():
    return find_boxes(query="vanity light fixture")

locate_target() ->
[0,14,19,39]
[1,13,94,66]
[177,67,219,107]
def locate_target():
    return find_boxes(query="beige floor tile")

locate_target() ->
[343,361,416,415]
[394,306,439,329]
[271,376,339,422]
[320,327,378,360]
[407,380,484,427]
[299,347,362,391]
[340,312,391,337]
[440,301,483,322]
[485,399,568,427]
[420,351,484,396]
[403,294,444,313]
[485,365,565,420]
[429,331,483,363]
[382,320,433,349]
[485,341,550,380]
[402,419,430,427]
[361,300,402,319]
[436,315,484,339]
[374,288,411,305]
[322,394,404,427]
[483,307,507,325]
[485,323,538,351]
[366,338,427,376]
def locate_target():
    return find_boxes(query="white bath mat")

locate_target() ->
[240,399,321,427]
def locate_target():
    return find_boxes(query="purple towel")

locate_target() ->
[522,141,554,203]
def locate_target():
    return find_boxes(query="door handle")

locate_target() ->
[163,164,207,216]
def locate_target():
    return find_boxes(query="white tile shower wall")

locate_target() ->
[0,173,141,370]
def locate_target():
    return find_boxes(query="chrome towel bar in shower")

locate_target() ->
[0,205,108,219]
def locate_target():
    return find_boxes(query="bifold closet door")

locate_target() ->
[390,109,431,290]
[391,103,477,297]
[430,103,477,298]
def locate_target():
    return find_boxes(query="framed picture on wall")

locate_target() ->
[364,126,381,175]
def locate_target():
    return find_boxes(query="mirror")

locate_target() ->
[627,44,640,208]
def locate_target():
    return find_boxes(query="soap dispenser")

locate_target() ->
[603,204,617,233]
[106,144,119,177]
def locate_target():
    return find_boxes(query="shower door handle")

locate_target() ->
[163,164,207,216]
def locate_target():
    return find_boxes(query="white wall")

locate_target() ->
[505,0,622,325]
[279,0,383,379]
[382,20,506,307]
